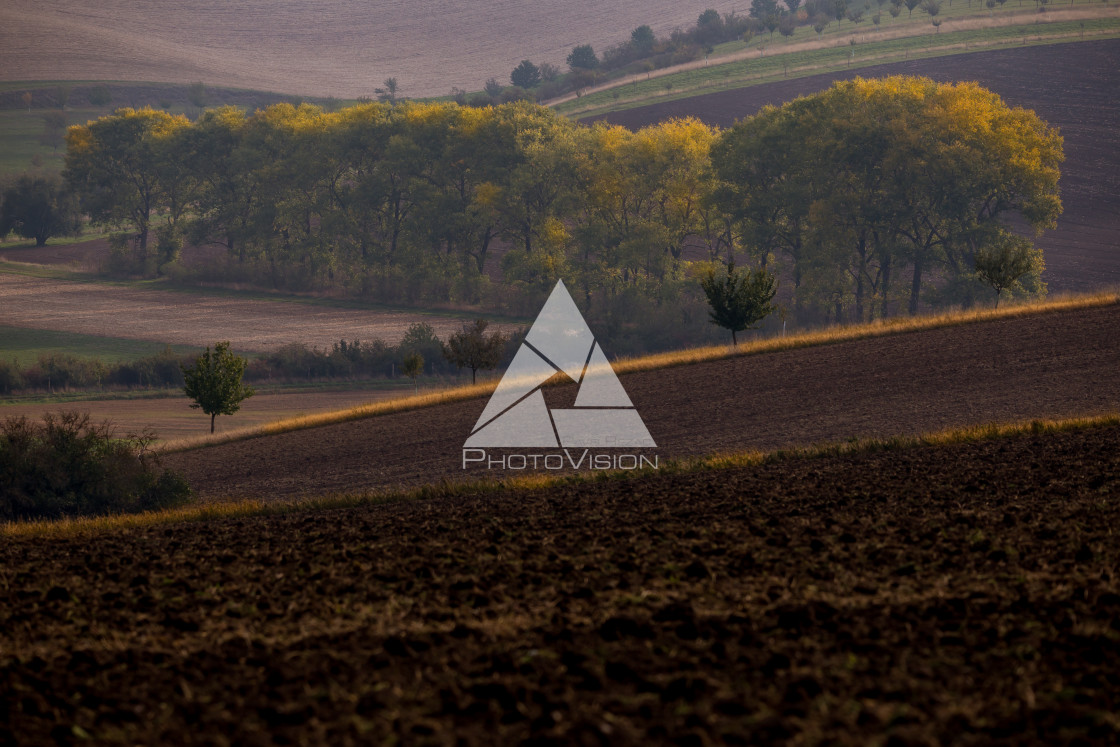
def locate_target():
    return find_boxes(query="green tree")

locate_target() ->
[631,25,656,52]
[485,78,505,98]
[511,60,542,88]
[402,351,424,391]
[0,175,82,247]
[973,234,1040,307]
[442,319,507,384]
[700,260,778,344]
[181,342,255,433]
[64,107,191,257]
[750,0,780,17]
[376,78,400,104]
[567,44,599,71]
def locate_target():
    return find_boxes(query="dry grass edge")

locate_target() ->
[6,410,1119,540]
[155,289,1120,454]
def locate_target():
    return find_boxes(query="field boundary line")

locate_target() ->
[557,24,1120,120]
[154,289,1120,454]
[7,411,1119,539]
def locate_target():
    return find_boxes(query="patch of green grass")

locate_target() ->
[0,228,113,251]
[0,325,200,366]
[558,17,1120,118]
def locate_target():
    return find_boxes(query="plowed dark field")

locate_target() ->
[589,39,1120,296]
[165,302,1120,501]
[3,421,1119,744]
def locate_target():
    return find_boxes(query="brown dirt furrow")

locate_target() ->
[164,302,1120,499]
[2,421,1118,744]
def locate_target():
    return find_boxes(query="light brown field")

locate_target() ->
[0,274,499,352]
[0,0,740,98]
[0,387,413,442]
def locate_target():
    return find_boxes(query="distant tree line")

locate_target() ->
[0,323,524,396]
[57,77,1061,353]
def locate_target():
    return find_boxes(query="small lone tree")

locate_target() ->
[402,352,424,392]
[974,236,1038,307]
[442,319,507,385]
[181,342,254,433]
[700,260,778,345]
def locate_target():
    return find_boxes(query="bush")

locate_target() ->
[0,411,191,521]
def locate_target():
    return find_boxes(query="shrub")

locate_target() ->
[0,411,192,521]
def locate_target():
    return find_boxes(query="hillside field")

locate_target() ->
[3,406,1117,744]
[0,0,742,99]
[0,273,511,353]
[162,299,1120,499]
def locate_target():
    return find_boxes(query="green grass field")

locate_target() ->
[0,325,200,367]
[556,13,1120,117]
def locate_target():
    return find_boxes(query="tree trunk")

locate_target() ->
[909,254,923,316]
[732,329,738,346]
[210,413,216,434]
[880,254,892,319]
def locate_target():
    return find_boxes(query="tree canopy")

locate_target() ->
[442,319,507,384]
[566,44,599,71]
[700,260,778,344]
[60,78,1062,351]
[1,175,81,247]
[510,60,542,89]
[181,342,254,433]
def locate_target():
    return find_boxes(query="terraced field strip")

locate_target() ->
[0,273,511,352]
[555,13,1120,117]
[161,298,1120,500]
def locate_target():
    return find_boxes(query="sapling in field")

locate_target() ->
[402,352,424,392]
[181,341,254,433]
[700,260,778,345]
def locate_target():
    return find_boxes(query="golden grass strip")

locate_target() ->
[7,411,1119,541]
[157,288,1119,455]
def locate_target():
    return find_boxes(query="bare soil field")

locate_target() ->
[165,301,1120,500]
[0,273,490,352]
[589,39,1120,296]
[0,0,741,99]
[0,387,411,443]
[3,421,1118,744]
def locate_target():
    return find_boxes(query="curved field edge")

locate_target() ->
[8,410,1119,539]
[555,17,1120,120]
[153,289,1120,455]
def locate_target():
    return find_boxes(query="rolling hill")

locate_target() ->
[1,0,742,98]
[163,298,1120,499]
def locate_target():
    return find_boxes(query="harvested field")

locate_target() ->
[0,0,740,98]
[165,301,1120,500]
[0,274,498,352]
[0,387,411,443]
[590,39,1120,296]
[3,421,1118,744]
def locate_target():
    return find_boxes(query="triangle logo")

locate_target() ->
[465,279,656,449]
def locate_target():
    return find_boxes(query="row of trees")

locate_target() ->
[58,77,1061,341]
[0,321,519,398]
